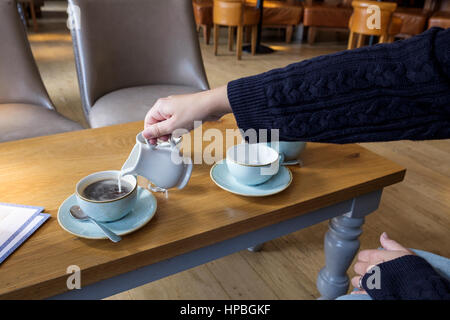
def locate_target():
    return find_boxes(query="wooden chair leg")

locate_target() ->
[347,31,356,49]
[203,25,211,45]
[356,34,365,48]
[285,25,293,43]
[228,26,234,51]
[236,25,243,60]
[379,33,387,43]
[29,0,38,32]
[307,26,317,45]
[251,25,257,55]
[213,24,219,55]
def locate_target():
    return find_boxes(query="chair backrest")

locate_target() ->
[305,0,352,6]
[213,0,245,26]
[341,0,353,6]
[437,0,450,11]
[0,0,53,109]
[69,0,209,116]
[326,0,350,5]
[349,0,397,36]
[422,0,450,12]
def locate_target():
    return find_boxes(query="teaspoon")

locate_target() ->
[69,205,122,243]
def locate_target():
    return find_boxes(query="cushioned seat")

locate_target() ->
[242,6,261,25]
[192,0,213,44]
[213,0,260,59]
[428,11,450,29]
[303,1,353,44]
[347,1,399,49]
[213,1,260,26]
[393,7,430,37]
[70,0,209,128]
[246,0,303,43]
[0,0,83,143]
[303,4,352,28]
[193,0,213,25]
[89,85,202,128]
[247,0,303,25]
[0,104,82,142]
[388,16,403,37]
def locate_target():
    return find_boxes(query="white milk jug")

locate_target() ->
[121,132,193,190]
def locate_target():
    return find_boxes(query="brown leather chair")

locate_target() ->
[428,0,450,29]
[392,0,439,38]
[392,9,429,37]
[246,0,303,43]
[303,0,353,44]
[0,0,82,143]
[348,1,400,49]
[213,0,260,60]
[69,0,209,128]
[193,0,213,44]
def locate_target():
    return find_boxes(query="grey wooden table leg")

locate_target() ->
[247,243,264,252]
[317,215,365,299]
[317,190,383,300]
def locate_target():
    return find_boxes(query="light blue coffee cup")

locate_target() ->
[269,141,306,161]
[75,170,138,222]
[226,143,282,186]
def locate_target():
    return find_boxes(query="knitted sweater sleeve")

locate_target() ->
[361,255,450,300]
[227,27,450,143]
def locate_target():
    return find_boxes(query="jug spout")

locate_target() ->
[120,143,142,176]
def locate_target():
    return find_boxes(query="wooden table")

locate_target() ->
[0,116,405,299]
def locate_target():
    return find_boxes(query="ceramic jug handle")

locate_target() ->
[143,136,157,150]
[170,136,183,147]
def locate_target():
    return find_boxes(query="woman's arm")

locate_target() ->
[352,232,450,300]
[143,28,450,143]
[354,233,450,300]
[227,27,450,143]
[361,255,450,300]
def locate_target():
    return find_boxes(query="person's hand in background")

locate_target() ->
[143,85,231,144]
[351,232,416,294]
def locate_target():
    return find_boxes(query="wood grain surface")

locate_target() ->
[0,116,405,299]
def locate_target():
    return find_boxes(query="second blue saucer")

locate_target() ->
[210,160,292,197]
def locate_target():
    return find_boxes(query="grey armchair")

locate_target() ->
[0,0,82,143]
[69,0,209,128]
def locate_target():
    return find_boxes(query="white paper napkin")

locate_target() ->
[0,203,50,264]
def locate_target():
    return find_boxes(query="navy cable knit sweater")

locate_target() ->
[227,28,450,143]
[227,28,450,300]
[362,255,450,300]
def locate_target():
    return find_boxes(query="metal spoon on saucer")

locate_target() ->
[282,159,303,166]
[69,205,122,243]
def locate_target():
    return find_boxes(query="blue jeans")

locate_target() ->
[336,249,450,300]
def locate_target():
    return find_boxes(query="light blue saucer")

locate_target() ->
[57,187,157,239]
[210,161,292,197]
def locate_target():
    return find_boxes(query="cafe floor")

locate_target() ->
[26,4,450,299]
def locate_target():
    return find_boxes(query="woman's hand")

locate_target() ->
[143,85,232,144]
[351,232,415,294]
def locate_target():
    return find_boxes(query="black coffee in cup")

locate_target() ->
[82,179,132,201]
